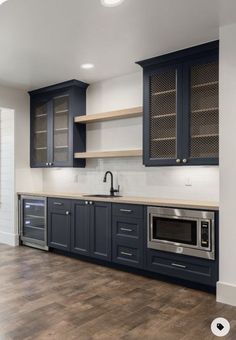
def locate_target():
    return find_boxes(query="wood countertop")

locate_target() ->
[17,192,219,210]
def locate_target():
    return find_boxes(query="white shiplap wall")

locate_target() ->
[0,108,15,245]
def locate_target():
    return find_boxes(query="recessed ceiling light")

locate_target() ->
[101,0,125,7]
[0,0,8,5]
[81,63,94,70]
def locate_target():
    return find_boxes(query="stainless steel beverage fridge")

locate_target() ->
[19,196,48,250]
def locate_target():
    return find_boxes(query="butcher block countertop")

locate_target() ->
[17,192,219,211]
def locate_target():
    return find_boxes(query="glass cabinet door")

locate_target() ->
[22,198,46,243]
[31,102,50,166]
[145,65,182,165]
[184,58,219,164]
[52,95,70,166]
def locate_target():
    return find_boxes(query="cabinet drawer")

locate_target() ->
[113,217,143,239]
[48,198,71,212]
[118,245,138,261]
[112,237,143,269]
[114,244,141,268]
[113,204,143,219]
[147,250,217,286]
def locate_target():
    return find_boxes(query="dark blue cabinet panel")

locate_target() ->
[182,55,219,165]
[137,41,219,166]
[71,201,90,256]
[90,202,112,261]
[29,80,89,168]
[142,64,183,166]
[48,198,71,251]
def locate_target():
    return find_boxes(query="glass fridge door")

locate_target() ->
[22,198,46,243]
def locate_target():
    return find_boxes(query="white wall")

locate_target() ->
[0,85,43,245]
[217,22,236,306]
[43,72,219,202]
[0,109,15,245]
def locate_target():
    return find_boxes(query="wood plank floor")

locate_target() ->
[0,244,235,340]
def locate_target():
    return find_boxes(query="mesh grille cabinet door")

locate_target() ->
[53,95,70,166]
[31,101,50,167]
[144,65,183,166]
[183,57,219,165]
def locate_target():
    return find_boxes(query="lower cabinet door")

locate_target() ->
[71,201,90,256]
[48,209,71,251]
[90,202,112,261]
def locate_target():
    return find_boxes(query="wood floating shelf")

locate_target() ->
[74,106,143,124]
[74,150,142,159]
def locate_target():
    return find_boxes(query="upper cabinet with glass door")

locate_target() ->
[137,41,219,166]
[53,95,70,166]
[31,100,50,167]
[29,80,89,168]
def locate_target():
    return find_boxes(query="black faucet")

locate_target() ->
[103,171,119,196]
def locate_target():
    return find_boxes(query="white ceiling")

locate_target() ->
[0,0,235,90]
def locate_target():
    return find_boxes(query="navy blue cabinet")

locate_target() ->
[137,41,219,166]
[29,80,89,168]
[71,200,90,256]
[47,198,218,289]
[112,204,144,269]
[48,198,72,251]
[90,201,112,261]
[70,200,112,261]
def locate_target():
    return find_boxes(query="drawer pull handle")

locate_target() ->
[171,263,187,269]
[65,211,70,215]
[54,202,63,206]
[121,251,133,257]
[120,209,132,213]
[120,227,133,232]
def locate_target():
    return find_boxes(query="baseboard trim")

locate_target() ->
[217,281,236,306]
[0,231,19,247]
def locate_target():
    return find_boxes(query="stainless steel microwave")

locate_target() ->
[147,207,215,260]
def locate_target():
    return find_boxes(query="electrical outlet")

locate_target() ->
[74,174,79,183]
[185,177,192,187]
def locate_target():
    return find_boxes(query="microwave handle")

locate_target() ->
[149,213,153,242]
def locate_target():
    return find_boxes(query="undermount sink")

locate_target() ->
[83,194,122,198]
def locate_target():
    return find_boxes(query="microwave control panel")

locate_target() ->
[201,221,210,248]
